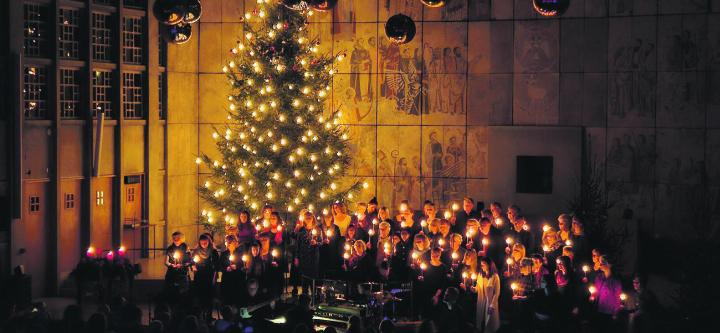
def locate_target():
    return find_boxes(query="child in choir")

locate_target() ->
[163,231,191,302]
[219,235,247,308]
[258,233,284,298]
[191,233,218,321]
[267,212,285,247]
[236,210,256,248]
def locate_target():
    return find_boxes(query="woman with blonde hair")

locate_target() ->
[332,202,353,236]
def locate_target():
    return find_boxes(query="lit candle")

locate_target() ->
[229,254,236,263]
[86,246,96,258]
[173,251,181,264]
[242,254,249,263]
[106,251,114,260]
[419,262,427,278]
[444,210,452,219]
[462,271,469,286]
[193,255,201,264]
[543,224,551,233]
[263,219,270,228]
[522,224,530,231]
[271,249,279,258]
[325,229,333,239]
[542,245,550,258]
[506,258,513,274]
[588,285,597,299]
[451,251,459,262]
[582,264,590,278]
[451,203,459,212]
[118,246,126,257]
[620,293,627,302]
[438,238,445,247]
[400,203,408,213]
[494,218,503,227]
[482,237,489,254]
[511,282,518,297]
[344,243,351,252]
[565,239,573,247]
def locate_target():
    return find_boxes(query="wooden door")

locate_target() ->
[122,178,143,255]
[91,177,113,251]
[18,182,49,298]
[59,180,82,284]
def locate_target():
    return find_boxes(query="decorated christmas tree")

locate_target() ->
[196,0,364,232]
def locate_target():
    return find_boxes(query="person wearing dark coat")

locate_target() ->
[294,212,321,294]
[219,234,248,308]
[163,231,191,303]
[190,233,218,321]
[452,197,481,234]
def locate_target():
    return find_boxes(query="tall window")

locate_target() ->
[92,13,113,62]
[123,72,144,119]
[58,8,80,59]
[124,0,145,9]
[24,66,48,119]
[93,70,113,118]
[24,3,50,57]
[60,69,81,118]
[122,16,144,64]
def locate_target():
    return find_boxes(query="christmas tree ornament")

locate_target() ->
[183,0,203,24]
[162,22,192,44]
[532,0,570,17]
[385,14,416,45]
[308,0,338,11]
[153,0,187,25]
[420,0,445,8]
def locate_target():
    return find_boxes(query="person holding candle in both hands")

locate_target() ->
[219,234,248,308]
[190,233,218,321]
[418,247,449,319]
[163,231,191,303]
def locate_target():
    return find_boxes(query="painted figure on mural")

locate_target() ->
[379,37,400,99]
[427,132,444,201]
[350,38,373,103]
[610,38,656,120]
[608,133,655,183]
[668,29,700,70]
